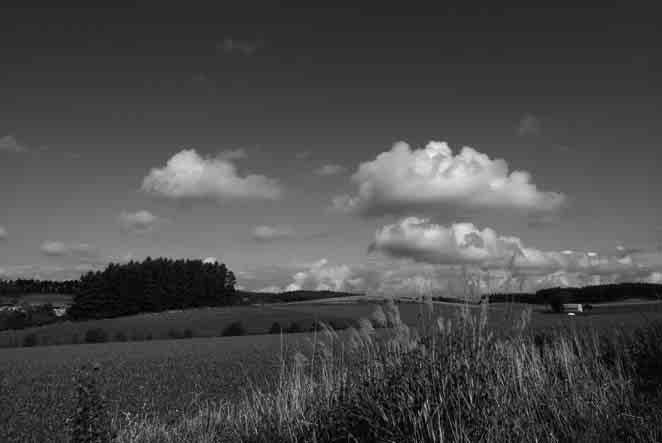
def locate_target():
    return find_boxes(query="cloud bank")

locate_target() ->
[333,141,565,217]
[142,149,282,202]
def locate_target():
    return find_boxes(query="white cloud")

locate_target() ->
[0,135,28,153]
[0,226,7,240]
[370,218,662,277]
[252,225,296,242]
[284,259,372,292]
[141,149,282,201]
[370,217,564,273]
[314,163,346,176]
[333,141,565,217]
[203,257,219,264]
[40,241,99,259]
[517,113,542,136]
[118,210,163,234]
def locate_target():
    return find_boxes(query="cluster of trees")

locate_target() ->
[68,257,238,320]
[538,282,662,306]
[0,279,80,297]
[0,304,61,331]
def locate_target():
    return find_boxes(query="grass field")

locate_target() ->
[2,300,662,442]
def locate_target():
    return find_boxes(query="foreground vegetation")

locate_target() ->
[112,301,662,443]
[3,300,662,441]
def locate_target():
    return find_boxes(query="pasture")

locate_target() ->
[2,300,662,442]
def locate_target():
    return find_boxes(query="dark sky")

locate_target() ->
[1,5,660,291]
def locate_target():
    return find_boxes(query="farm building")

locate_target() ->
[562,303,592,315]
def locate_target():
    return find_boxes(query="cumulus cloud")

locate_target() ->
[40,241,99,259]
[332,141,565,217]
[314,163,346,176]
[284,259,373,292]
[118,210,163,234]
[517,113,542,136]
[370,217,565,273]
[0,135,28,153]
[252,225,296,242]
[369,217,662,283]
[0,226,7,240]
[141,149,282,202]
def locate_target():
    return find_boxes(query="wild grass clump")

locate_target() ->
[114,300,662,442]
[69,363,114,443]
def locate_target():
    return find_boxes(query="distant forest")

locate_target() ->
[0,279,80,297]
[67,257,238,320]
[487,282,662,304]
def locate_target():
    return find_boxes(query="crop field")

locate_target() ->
[2,300,662,442]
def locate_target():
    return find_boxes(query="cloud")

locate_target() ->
[0,135,29,153]
[40,241,99,259]
[314,163,346,176]
[217,148,247,161]
[517,113,542,136]
[369,217,662,290]
[0,226,6,240]
[333,141,565,217]
[370,217,565,273]
[217,37,264,56]
[284,259,371,292]
[141,149,282,202]
[203,257,219,264]
[252,225,296,242]
[118,210,163,234]
[295,151,311,160]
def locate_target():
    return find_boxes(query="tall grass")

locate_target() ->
[113,299,662,442]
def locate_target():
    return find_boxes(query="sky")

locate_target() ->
[1,5,661,295]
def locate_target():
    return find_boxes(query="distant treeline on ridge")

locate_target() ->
[67,257,238,320]
[487,282,662,304]
[0,279,80,297]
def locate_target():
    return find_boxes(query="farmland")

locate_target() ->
[2,300,662,442]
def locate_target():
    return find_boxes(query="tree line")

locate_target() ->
[67,257,238,320]
[0,279,80,297]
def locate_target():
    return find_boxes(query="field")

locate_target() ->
[2,300,662,442]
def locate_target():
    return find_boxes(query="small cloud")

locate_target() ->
[252,225,295,242]
[40,241,99,259]
[295,151,311,160]
[141,149,282,202]
[0,226,7,240]
[217,37,264,56]
[0,135,29,153]
[118,210,163,234]
[217,148,247,161]
[517,114,542,137]
[314,163,346,176]
[203,257,219,264]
